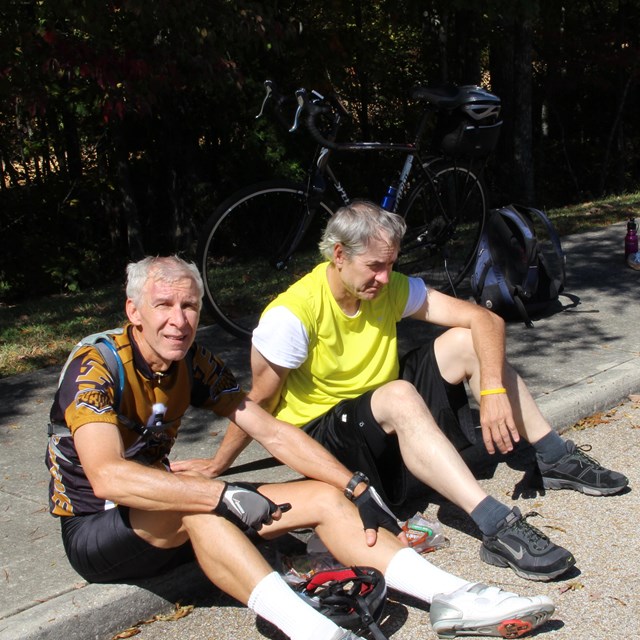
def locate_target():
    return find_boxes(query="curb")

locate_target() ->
[536,358,640,432]
[0,563,210,640]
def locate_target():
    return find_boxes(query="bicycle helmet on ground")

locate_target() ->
[294,566,388,640]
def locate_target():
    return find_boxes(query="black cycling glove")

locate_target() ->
[353,486,402,537]
[214,482,279,531]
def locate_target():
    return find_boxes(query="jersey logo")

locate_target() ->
[75,389,113,415]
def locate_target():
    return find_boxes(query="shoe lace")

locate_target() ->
[573,444,603,468]
[514,511,550,545]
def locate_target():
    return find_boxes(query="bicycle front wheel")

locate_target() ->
[197,180,333,341]
[397,162,487,292]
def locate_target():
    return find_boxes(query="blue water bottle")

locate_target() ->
[381,184,398,211]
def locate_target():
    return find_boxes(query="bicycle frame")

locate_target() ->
[198,81,498,339]
[282,99,463,265]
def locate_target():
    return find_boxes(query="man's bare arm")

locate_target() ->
[75,422,226,512]
[411,288,518,453]
[172,345,291,477]
[170,420,253,477]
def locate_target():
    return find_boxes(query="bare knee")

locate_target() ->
[434,327,477,383]
[308,480,345,513]
[441,326,474,352]
[376,379,422,405]
[371,380,438,435]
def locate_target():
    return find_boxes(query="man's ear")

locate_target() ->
[125,298,141,326]
[333,243,345,266]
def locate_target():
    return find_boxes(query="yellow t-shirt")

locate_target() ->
[256,262,410,426]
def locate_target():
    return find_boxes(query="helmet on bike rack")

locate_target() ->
[456,85,501,123]
[438,85,502,158]
[294,566,388,639]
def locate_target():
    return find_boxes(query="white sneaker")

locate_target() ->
[627,252,640,270]
[429,582,555,638]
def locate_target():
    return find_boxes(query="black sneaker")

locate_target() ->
[539,441,629,496]
[480,508,575,581]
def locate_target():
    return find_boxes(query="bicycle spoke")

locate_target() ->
[397,163,486,292]
[197,182,333,340]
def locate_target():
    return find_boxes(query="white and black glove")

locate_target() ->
[214,482,278,532]
[353,486,402,537]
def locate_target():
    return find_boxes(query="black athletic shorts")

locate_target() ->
[303,339,475,506]
[61,506,195,583]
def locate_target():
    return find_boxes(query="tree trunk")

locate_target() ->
[490,9,535,204]
[61,106,83,181]
[110,125,145,260]
[512,17,534,203]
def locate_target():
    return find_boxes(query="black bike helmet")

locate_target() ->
[294,566,388,640]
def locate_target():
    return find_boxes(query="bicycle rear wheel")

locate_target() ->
[397,161,487,292]
[197,180,333,340]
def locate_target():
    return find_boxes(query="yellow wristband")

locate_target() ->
[480,387,507,396]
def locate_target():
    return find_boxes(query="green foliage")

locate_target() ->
[1,0,640,301]
[0,282,127,377]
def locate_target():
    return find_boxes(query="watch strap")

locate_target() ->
[344,471,369,501]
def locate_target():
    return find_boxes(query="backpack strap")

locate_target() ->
[489,206,538,326]
[48,337,195,440]
[93,338,125,411]
[48,337,125,438]
[494,205,539,299]
[512,204,566,293]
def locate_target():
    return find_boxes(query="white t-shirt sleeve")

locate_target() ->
[402,276,428,317]
[252,306,310,369]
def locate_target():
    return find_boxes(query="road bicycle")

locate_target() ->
[197,80,502,340]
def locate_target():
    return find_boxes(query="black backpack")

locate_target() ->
[470,204,566,327]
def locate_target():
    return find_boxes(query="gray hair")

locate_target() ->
[126,256,204,309]
[318,200,407,261]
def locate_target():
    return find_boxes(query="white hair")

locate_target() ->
[126,256,204,309]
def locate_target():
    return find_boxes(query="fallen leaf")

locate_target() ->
[572,410,615,430]
[111,628,141,639]
[110,602,193,638]
[154,603,194,622]
[543,524,567,533]
[559,581,584,594]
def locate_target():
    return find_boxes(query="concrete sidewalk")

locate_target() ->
[1,222,639,640]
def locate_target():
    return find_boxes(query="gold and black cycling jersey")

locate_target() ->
[46,324,245,517]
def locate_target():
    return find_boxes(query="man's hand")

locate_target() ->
[353,486,407,547]
[170,458,220,478]
[214,482,279,531]
[479,393,520,455]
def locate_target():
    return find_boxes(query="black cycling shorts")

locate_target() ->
[61,506,195,583]
[303,339,475,506]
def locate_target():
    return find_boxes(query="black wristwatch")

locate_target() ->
[344,471,370,501]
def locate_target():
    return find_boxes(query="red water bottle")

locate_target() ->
[625,218,638,259]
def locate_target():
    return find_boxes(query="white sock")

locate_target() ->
[248,571,341,640]
[384,547,469,602]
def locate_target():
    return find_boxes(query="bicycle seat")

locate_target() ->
[411,84,500,115]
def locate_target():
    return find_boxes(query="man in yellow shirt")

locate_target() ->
[209,201,628,583]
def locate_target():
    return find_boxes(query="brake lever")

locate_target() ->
[291,88,308,132]
[256,81,274,119]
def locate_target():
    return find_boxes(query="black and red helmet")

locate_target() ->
[294,566,388,639]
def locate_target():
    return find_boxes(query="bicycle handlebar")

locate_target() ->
[259,80,416,154]
[297,88,416,153]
